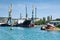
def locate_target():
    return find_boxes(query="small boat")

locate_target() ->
[41,23,55,30]
[41,26,46,30]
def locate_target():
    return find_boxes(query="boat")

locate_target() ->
[14,19,34,27]
[41,23,55,30]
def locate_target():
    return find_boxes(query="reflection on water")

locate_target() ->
[0,26,60,40]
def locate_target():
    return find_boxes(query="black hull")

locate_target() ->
[0,24,34,27]
[0,24,11,26]
[13,24,34,28]
[13,19,34,27]
[0,20,34,27]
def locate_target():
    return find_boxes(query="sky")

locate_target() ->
[0,0,60,19]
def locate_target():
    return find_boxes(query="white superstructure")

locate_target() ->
[17,19,25,24]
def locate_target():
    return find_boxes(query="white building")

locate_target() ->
[48,21,60,25]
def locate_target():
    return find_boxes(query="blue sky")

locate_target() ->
[0,0,60,19]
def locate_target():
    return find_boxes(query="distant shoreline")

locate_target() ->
[55,27,60,30]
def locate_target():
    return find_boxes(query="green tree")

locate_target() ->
[55,18,60,21]
[35,19,45,25]
[55,24,60,28]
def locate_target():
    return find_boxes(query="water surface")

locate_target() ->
[0,25,60,40]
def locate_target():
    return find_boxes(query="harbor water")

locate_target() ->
[0,25,60,40]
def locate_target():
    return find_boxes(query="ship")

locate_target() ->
[0,4,35,27]
[14,19,34,27]
[0,19,34,27]
[0,3,12,27]
[14,5,35,27]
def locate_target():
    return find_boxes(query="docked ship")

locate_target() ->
[0,19,34,27]
[0,4,35,27]
[13,5,35,27]
[14,19,34,27]
[0,4,12,26]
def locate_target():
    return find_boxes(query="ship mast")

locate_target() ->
[7,3,12,25]
[20,13,22,19]
[31,5,34,23]
[35,7,37,19]
[25,5,28,19]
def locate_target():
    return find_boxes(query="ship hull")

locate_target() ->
[0,20,34,27]
[0,24,11,26]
